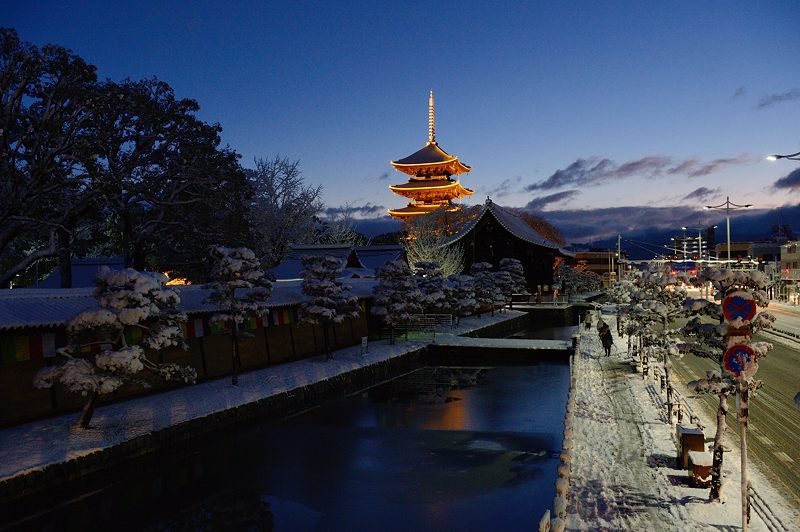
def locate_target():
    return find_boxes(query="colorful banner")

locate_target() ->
[0,331,63,363]
[270,307,296,326]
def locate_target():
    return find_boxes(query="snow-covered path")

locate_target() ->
[567,315,798,531]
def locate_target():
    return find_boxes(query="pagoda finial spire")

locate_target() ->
[428,90,435,144]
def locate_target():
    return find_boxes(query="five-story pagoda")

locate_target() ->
[387,91,473,220]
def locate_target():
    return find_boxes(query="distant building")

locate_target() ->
[780,241,800,303]
[387,92,473,220]
[714,242,751,262]
[574,251,618,286]
[36,257,125,289]
[445,199,573,291]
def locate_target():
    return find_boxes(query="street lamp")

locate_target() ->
[706,197,752,264]
[766,150,800,161]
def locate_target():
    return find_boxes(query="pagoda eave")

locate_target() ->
[390,159,472,177]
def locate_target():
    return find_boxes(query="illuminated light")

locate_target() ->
[765,155,778,161]
[163,272,191,285]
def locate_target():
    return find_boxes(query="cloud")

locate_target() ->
[773,168,800,190]
[376,172,390,180]
[483,176,522,197]
[730,87,746,101]
[525,190,581,210]
[681,187,721,202]
[324,202,386,218]
[757,88,800,109]
[526,154,748,191]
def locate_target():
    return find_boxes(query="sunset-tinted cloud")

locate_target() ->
[525,190,580,210]
[483,176,522,198]
[682,187,721,202]
[773,168,800,190]
[527,154,749,191]
[324,202,386,218]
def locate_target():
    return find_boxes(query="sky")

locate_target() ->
[5,1,800,251]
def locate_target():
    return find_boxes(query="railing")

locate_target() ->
[749,484,790,531]
[381,314,454,342]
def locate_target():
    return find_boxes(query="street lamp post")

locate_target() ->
[766,150,800,161]
[706,197,752,264]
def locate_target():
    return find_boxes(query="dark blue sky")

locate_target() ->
[6,1,800,244]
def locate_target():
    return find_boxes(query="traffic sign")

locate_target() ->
[723,291,756,322]
[723,344,754,376]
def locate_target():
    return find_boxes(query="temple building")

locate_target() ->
[387,91,473,220]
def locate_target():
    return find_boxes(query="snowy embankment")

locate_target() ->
[567,314,798,530]
[0,311,527,483]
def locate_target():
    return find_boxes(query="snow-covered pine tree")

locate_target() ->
[299,255,360,359]
[491,270,514,312]
[444,274,476,325]
[470,262,498,316]
[372,259,422,343]
[205,245,272,385]
[499,258,528,307]
[413,261,446,314]
[33,267,197,428]
[682,267,775,501]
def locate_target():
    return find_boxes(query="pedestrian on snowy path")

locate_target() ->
[584,310,592,330]
[599,322,613,356]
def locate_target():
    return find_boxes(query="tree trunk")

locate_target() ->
[323,325,332,360]
[78,391,99,428]
[133,242,147,271]
[709,392,729,501]
[57,226,72,288]
[231,325,240,385]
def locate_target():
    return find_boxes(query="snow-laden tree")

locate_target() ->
[499,258,529,295]
[682,267,775,501]
[491,270,514,312]
[413,261,447,314]
[33,267,196,428]
[554,264,602,294]
[444,274,476,325]
[470,262,501,316]
[246,156,323,267]
[623,267,687,417]
[404,207,469,276]
[299,255,360,359]
[204,246,272,385]
[372,259,422,342]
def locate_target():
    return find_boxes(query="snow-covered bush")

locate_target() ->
[555,264,602,294]
[33,267,197,428]
[372,259,422,342]
[499,258,529,295]
[205,245,272,384]
[300,254,360,358]
[413,261,447,314]
[444,274,476,324]
[470,262,501,315]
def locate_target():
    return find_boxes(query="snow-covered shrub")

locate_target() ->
[413,261,447,314]
[300,254,360,358]
[555,264,602,293]
[470,262,501,315]
[372,259,422,341]
[499,258,529,295]
[205,245,272,383]
[491,270,514,310]
[444,274,476,324]
[33,267,197,428]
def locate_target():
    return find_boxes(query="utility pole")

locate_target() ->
[617,234,622,282]
[706,197,753,264]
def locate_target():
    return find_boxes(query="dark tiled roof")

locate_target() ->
[446,200,574,257]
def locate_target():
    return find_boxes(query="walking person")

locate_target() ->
[599,321,613,356]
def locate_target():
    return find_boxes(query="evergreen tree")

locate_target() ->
[299,255,360,359]
[413,261,446,313]
[470,262,499,316]
[205,246,272,385]
[33,267,196,428]
[444,274,476,325]
[372,259,422,342]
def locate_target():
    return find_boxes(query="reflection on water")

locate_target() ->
[509,324,579,340]
[16,363,569,531]
[172,363,570,531]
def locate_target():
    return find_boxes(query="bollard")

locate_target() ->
[677,402,684,424]
[555,478,569,496]
[660,375,666,393]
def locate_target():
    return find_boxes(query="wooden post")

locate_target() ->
[738,376,750,531]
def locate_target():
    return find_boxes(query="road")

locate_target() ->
[669,308,800,507]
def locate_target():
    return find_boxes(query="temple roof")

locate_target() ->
[386,204,447,218]
[445,199,574,257]
[391,142,471,176]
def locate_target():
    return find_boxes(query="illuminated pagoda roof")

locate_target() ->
[389,179,473,200]
[390,91,472,178]
[387,203,459,219]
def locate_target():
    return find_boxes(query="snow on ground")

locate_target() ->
[0,311,526,482]
[567,313,798,531]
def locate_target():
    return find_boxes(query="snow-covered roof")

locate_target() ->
[0,279,378,331]
[446,199,574,257]
[353,245,405,270]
